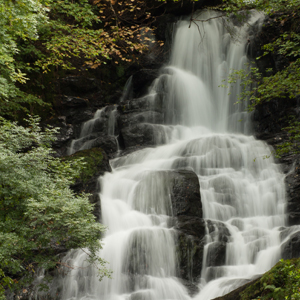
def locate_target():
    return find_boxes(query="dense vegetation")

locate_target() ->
[1,0,300,299]
[240,259,300,300]
[0,116,109,299]
[0,0,166,119]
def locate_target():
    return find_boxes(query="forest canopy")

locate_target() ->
[1,0,299,118]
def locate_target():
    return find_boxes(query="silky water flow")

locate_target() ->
[60,10,287,300]
[68,105,119,155]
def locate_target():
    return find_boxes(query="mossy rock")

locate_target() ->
[240,258,300,300]
[213,258,300,300]
[63,147,111,194]
[67,147,103,183]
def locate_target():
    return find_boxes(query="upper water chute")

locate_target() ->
[156,10,263,133]
[159,66,214,128]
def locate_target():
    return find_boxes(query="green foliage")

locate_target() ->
[0,0,167,117]
[45,0,100,28]
[0,0,48,117]
[221,61,300,111]
[35,0,162,71]
[252,28,300,105]
[222,0,300,14]
[34,0,106,72]
[64,148,104,184]
[0,116,109,299]
[275,118,300,157]
[240,259,300,300]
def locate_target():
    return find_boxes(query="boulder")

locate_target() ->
[205,242,227,267]
[121,123,165,148]
[120,168,204,292]
[130,169,202,218]
[166,170,205,287]
[167,170,229,286]
[198,220,230,281]
[91,135,118,156]
[170,170,202,218]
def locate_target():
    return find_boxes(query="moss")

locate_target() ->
[64,147,104,184]
[240,258,300,300]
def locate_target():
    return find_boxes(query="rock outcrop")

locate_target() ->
[169,169,204,291]
[281,229,300,260]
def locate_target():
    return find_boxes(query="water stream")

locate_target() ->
[60,10,287,300]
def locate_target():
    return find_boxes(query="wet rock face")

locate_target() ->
[285,163,300,226]
[168,169,229,293]
[121,123,159,148]
[119,111,164,128]
[205,220,230,270]
[120,94,165,114]
[117,94,166,150]
[83,134,118,156]
[170,170,202,218]
[281,230,300,259]
[176,218,205,287]
[131,69,160,97]
[175,217,231,293]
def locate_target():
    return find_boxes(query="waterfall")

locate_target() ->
[60,10,288,300]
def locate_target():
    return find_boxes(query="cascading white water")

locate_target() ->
[68,108,105,155]
[68,105,119,155]
[60,10,288,300]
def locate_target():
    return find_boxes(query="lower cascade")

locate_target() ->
[59,10,288,300]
